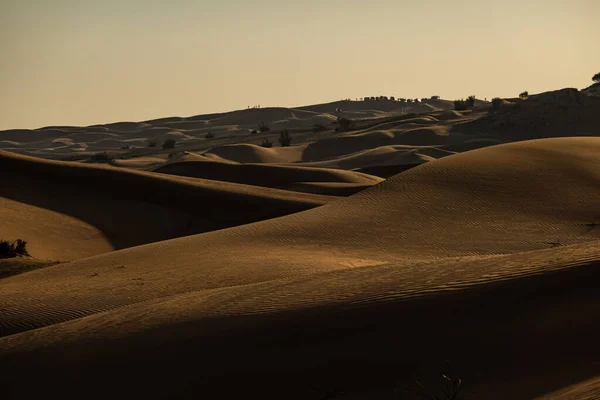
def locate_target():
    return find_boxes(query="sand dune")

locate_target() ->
[2,137,600,399]
[205,143,308,163]
[0,150,331,261]
[153,160,382,193]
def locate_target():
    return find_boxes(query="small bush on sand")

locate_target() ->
[0,239,29,258]
[204,132,214,139]
[313,123,327,132]
[454,96,476,110]
[416,363,463,400]
[89,152,113,163]
[279,129,292,147]
[162,139,176,149]
[453,99,469,110]
[148,140,158,148]
[258,121,270,132]
[491,97,503,111]
[260,138,273,148]
[593,72,600,84]
[336,117,354,132]
[519,91,529,98]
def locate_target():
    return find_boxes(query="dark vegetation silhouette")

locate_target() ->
[454,95,476,110]
[168,151,184,159]
[593,72,600,84]
[162,139,176,149]
[258,121,270,132]
[147,140,158,147]
[204,132,214,139]
[416,362,464,400]
[279,129,292,147]
[0,239,29,258]
[519,91,529,98]
[89,152,113,163]
[313,123,327,132]
[491,97,502,111]
[260,138,273,148]
[336,117,355,132]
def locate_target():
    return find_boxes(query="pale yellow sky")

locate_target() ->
[1,0,598,129]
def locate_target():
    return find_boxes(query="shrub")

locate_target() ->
[430,95,440,100]
[162,139,176,149]
[407,99,413,103]
[390,96,395,101]
[279,129,292,147]
[0,239,29,258]
[313,123,327,132]
[454,96,476,110]
[453,99,469,110]
[89,152,113,163]
[416,362,463,400]
[519,91,529,98]
[593,72,600,84]
[204,132,214,139]
[336,117,354,132]
[260,138,273,148]
[168,151,184,159]
[250,129,258,134]
[491,97,502,111]
[148,140,158,148]
[258,121,270,132]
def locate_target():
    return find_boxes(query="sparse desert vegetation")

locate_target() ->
[313,123,327,132]
[162,138,176,149]
[89,152,113,163]
[278,129,291,147]
[454,95,476,110]
[336,116,354,132]
[0,239,29,258]
[260,138,273,148]
[258,121,270,132]
[593,72,600,84]
[491,97,503,111]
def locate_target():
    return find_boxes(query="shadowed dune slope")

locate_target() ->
[0,150,331,261]
[2,137,600,399]
[152,160,382,192]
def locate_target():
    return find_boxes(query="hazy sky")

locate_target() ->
[1,0,598,129]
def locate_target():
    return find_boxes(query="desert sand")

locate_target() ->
[1,88,600,399]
